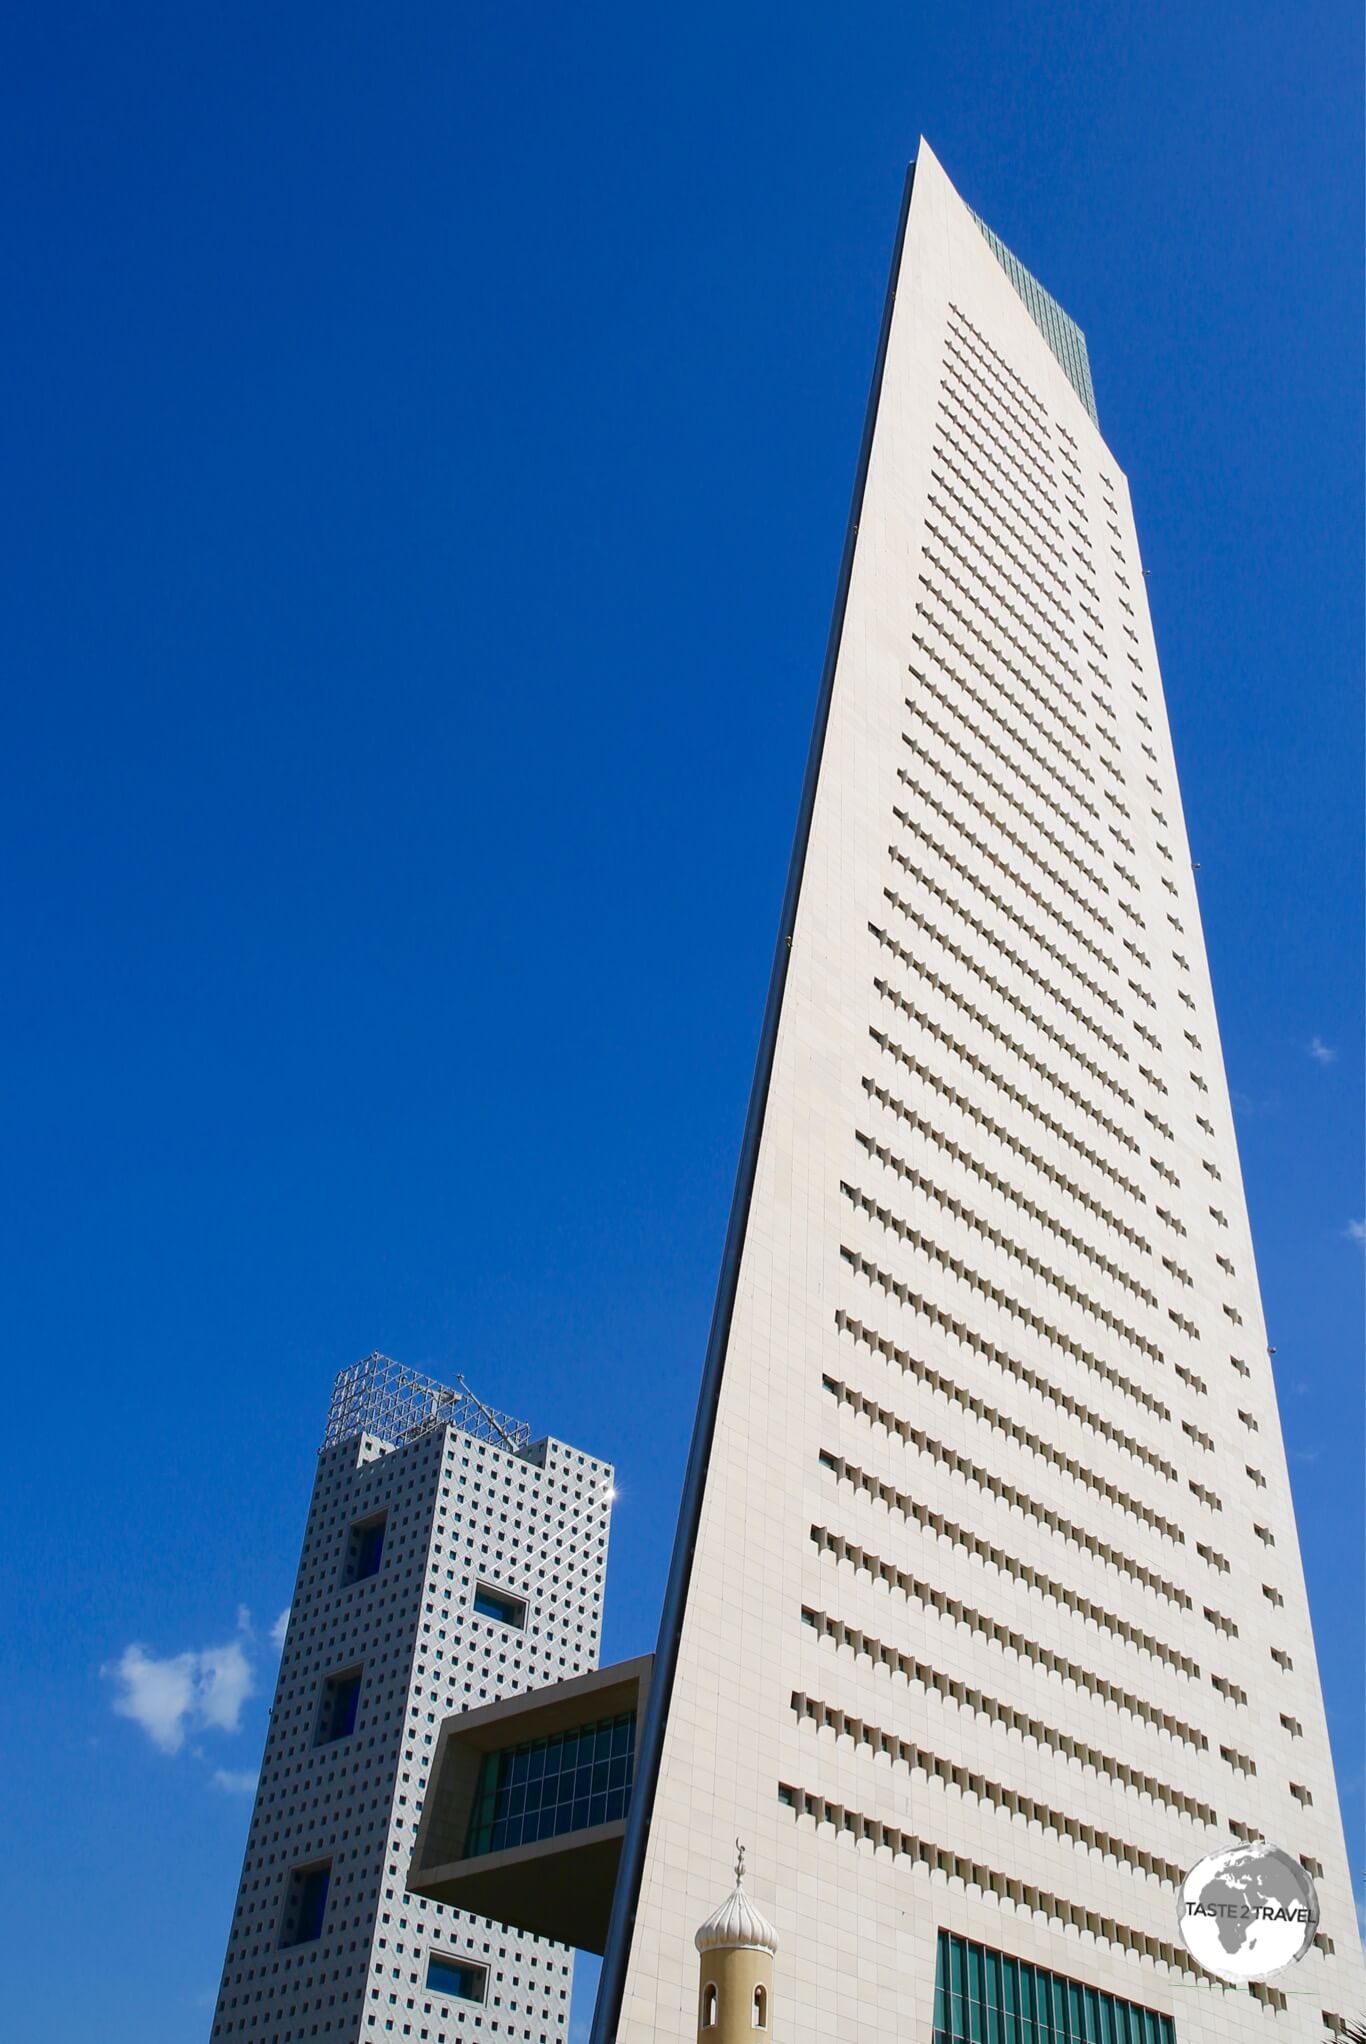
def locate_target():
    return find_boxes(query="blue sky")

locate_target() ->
[1,4,1360,2037]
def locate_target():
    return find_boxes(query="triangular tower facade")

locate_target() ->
[590,141,1363,2042]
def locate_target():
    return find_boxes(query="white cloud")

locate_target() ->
[1346,1219,1366,1244]
[104,1625,255,1755]
[1308,1036,1337,1066]
[196,1639,254,1734]
[212,1767,260,1796]
[105,1644,199,1753]
[270,1607,291,1649]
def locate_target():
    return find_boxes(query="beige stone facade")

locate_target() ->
[594,143,1364,2044]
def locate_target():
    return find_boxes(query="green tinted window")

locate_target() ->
[933,1931,1175,2044]
[969,211,1098,424]
[465,1710,635,1856]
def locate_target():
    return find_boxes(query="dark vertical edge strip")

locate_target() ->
[588,159,918,2044]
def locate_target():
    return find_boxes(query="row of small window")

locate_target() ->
[946,308,1052,442]
[941,333,1054,463]
[910,589,1103,854]
[936,387,1060,533]
[918,516,1087,720]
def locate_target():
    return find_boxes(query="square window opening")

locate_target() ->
[425,1953,487,2003]
[316,1666,363,1745]
[472,1583,527,1629]
[343,1512,388,1585]
[280,1860,332,1949]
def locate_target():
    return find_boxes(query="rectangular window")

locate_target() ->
[472,1583,527,1629]
[343,1512,387,1585]
[932,1929,1174,2044]
[465,1710,636,1856]
[280,1861,331,1948]
[316,1666,363,1744]
[426,1953,487,2002]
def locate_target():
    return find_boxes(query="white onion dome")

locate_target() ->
[694,1877,779,1956]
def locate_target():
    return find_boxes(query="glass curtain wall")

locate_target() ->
[933,1931,1177,2044]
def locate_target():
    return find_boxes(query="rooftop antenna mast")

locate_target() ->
[456,1373,522,1452]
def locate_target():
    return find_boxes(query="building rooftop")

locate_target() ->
[970,205,1098,423]
[321,1351,532,1455]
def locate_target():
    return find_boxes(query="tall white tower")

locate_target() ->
[210,1355,614,2044]
[586,142,1364,2042]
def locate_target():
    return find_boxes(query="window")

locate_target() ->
[465,1711,636,1855]
[753,1982,768,2029]
[932,1930,1173,2044]
[426,1953,487,2003]
[343,1512,387,1585]
[280,1861,331,1948]
[472,1583,527,1629]
[701,1983,718,2028]
[316,1666,363,1744]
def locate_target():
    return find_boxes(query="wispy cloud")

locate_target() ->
[1346,1219,1365,1244]
[196,1639,255,1733]
[1308,1035,1337,1066]
[212,1767,260,1796]
[103,1618,255,1754]
[270,1607,291,1649]
[1230,1088,1278,1120]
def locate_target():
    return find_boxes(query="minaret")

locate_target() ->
[693,1843,778,2039]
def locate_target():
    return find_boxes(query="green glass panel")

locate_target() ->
[1018,1962,1037,2044]
[463,1711,636,1856]
[968,209,1099,423]
[930,1934,1174,2044]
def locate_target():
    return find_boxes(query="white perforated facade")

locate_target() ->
[593,143,1364,2044]
[211,1360,613,2044]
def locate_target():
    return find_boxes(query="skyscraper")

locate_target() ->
[412,144,1364,2042]
[210,1355,614,2044]
[594,139,1364,2041]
